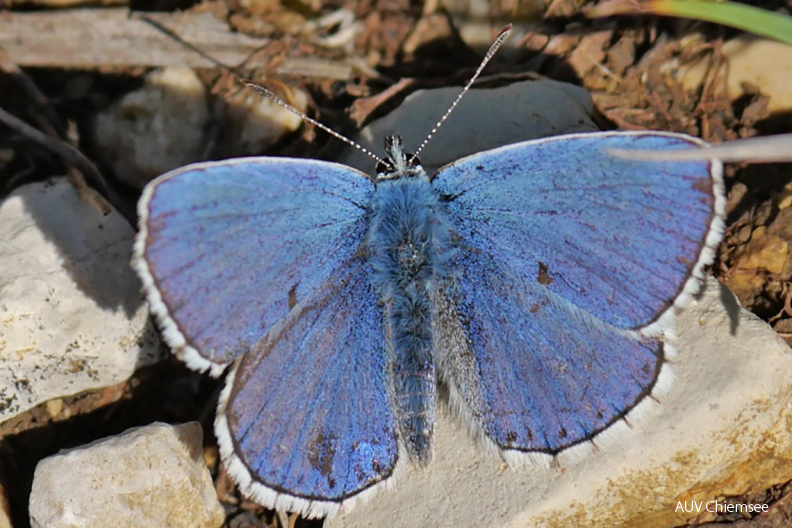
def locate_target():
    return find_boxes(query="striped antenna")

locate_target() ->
[413,24,513,158]
[138,15,386,166]
[241,80,385,166]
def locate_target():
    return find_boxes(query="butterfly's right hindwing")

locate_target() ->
[216,254,399,519]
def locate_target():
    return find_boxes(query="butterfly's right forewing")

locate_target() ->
[134,158,373,375]
[430,132,723,459]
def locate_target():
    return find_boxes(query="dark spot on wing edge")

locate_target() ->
[308,431,338,490]
[537,262,553,286]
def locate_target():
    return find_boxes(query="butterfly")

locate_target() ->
[132,28,725,520]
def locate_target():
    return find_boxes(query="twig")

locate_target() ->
[0,48,121,217]
[0,8,353,79]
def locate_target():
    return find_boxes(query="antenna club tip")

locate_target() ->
[499,24,513,36]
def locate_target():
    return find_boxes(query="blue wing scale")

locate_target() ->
[433,132,723,331]
[432,131,723,455]
[435,249,662,453]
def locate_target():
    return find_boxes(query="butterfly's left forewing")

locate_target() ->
[136,158,400,516]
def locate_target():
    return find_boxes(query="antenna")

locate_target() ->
[138,13,386,166]
[245,25,513,164]
[240,80,385,166]
[141,14,511,166]
[413,24,512,158]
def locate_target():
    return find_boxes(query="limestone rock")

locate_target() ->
[0,178,159,424]
[29,422,225,528]
[218,83,308,158]
[680,36,792,114]
[94,67,211,189]
[94,67,309,189]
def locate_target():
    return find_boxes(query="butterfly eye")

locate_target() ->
[406,153,421,167]
[376,160,394,175]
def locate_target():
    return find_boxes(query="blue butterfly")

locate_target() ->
[132,19,724,521]
[133,124,724,517]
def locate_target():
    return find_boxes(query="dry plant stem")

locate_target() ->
[136,14,243,75]
[0,106,112,215]
[348,77,416,126]
[0,50,120,215]
[610,133,792,163]
[0,49,67,138]
[66,168,112,216]
[697,40,728,140]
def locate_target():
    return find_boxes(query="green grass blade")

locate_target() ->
[656,0,792,44]
[586,0,792,45]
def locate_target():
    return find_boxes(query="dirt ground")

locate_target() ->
[0,1,791,527]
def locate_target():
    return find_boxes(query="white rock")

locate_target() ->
[219,84,308,158]
[0,178,159,424]
[680,35,792,114]
[328,278,792,528]
[94,67,310,189]
[94,67,211,189]
[29,422,225,528]
[338,79,597,175]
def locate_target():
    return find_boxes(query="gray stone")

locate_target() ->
[94,67,211,189]
[328,278,792,528]
[338,79,597,175]
[93,67,309,189]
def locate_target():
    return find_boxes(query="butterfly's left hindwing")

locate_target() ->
[136,158,399,517]
[432,132,724,332]
[134,158,373,376]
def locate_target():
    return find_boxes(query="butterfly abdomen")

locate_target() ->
[367,176,453,465]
